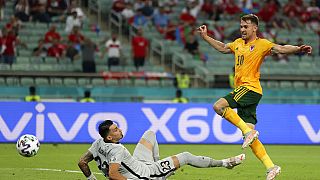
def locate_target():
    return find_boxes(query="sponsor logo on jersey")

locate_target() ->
[250,45,255,51]
[98,147,107,157]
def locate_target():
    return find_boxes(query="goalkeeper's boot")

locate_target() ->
[224,153,246,169]
[266,165,281,180]
[242,130,259,149]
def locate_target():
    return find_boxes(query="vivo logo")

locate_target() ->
[0,103,319,144]
[142,108,242,143]
[0,103,128,141]
[0,104,242,143]
[297,115,320,143]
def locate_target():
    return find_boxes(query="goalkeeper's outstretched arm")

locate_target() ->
[78,151,97,180]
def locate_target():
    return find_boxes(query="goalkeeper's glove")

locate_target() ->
[87,173,97,180]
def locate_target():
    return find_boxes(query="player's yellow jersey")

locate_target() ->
[227,38,274,94]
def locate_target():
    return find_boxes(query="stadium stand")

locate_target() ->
[0,0,319,103]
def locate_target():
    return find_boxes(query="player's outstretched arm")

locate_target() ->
[78,151,97,180]
[271,44,312,55]
[197,25,232,54]
[109,163,129,180]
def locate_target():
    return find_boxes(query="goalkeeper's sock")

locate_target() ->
[250,139,274,169]
[153,139,160,161]
[176,152,223,168]
[141,130,160,161]
[222,107,251,134]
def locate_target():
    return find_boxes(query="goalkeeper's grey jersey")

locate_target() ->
[89,138,151,179]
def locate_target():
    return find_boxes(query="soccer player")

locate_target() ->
[197,14,312,180]
[78,120,245,180]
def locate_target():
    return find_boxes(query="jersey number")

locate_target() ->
[160,161,171,172]
[95,156,109,176]
[236,55,244,66]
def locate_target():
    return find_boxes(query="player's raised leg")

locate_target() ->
[133,130,160,162]
[213,97,258,148]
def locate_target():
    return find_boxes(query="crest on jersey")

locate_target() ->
[250,45,255,51]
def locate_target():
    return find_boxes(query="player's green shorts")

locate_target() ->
[223,86,262,124]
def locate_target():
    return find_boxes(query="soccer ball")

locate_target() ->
[16,134,40,157]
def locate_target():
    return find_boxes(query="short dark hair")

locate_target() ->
[29,86,36,94]
[84,90,91,98]
[176,89,182,97]
[98,120,114,138]
[241,14,259,26]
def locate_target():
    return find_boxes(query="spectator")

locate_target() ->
[32,39,47,59]
[47,0,67,18]
[25,86,41,102]
[261,24,277,42]
[174,71,190,89]
[163,20,177,41]
[65,43,80,62]
[283,0,303,18]
[209,23,225,41]
[81,37,97,73]
[80,90,95,103]
[121,2,135,20]
[101,33,122,71]
[175,18,196,46]
[180,7,196,25]
[44,24,61,45]
[183,0,203,18]
[238,0,254,14]
[200,0,216,19]
[47,39,66,59]
[132,28,149,71]
[257,0,280,23]
[306,0,320,33]
[270,12,292,31]
[6,15,22,36]
[29,0,51,23]
[140,0,154,18]
[68,0,86,22]
[133,0,145,11]
[112,0,126,13]
[65,11,81,33]
[1,29,26,66]
[153,6,169,33]
[184,33,200,57]
[223,0,241,17]
[132,8,149,27]
[14,0,31,22]
[172,89,188,103]
[68,26,84,45]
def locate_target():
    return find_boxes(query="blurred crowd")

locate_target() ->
[112,0,319,63]
[0,0,319,72]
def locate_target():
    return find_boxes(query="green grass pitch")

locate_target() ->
[0,144,319,179]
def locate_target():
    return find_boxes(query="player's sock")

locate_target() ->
[222,107,251,134]
[250,139,274,169]
[141,130,160,161]
[153,139,160,161]
[176,152,223,168]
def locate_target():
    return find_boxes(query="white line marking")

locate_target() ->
[0,167,103,175]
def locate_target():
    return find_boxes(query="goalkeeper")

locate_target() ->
[78,120,245,180]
